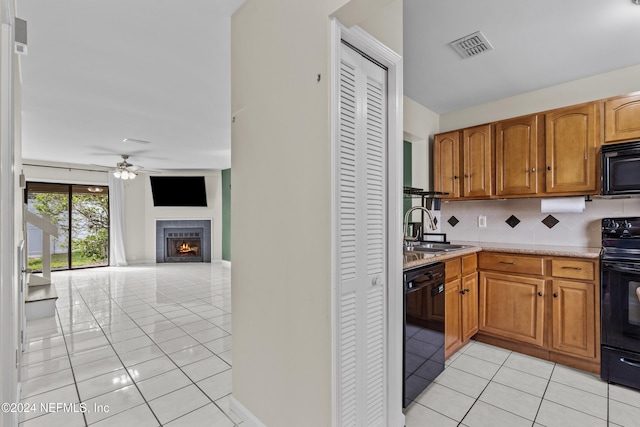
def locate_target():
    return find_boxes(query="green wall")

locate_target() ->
[403,140,412,214]
[222,168,231,261]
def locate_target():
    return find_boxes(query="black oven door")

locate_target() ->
[602,260,640,353]
[602,145,640,195]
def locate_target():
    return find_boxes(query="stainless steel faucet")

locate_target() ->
[403,206,437,248]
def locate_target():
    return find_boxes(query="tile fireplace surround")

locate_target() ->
[156,220,212,263]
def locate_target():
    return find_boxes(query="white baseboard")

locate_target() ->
[229,396,267,427]
[219,260,231,266]
[124,259,155,265]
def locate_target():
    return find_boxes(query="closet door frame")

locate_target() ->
[330,20,403,427]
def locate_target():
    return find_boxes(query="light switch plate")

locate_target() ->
[478,215,487,228]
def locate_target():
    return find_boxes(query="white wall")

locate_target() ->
[230,1,400,426]
[22,163,223,263]
[0,1,22,424]
[125,170,222,263]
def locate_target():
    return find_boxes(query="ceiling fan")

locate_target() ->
[108,154,160,180]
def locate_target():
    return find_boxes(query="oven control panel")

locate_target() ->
[603,217,640,238]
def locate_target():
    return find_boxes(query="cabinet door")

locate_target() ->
[434,131,460,199]
[445,278,462,358]
[605,93,640,143]
[462,124,493,198]
[461,273,479,342]
[479,272,545,347]
[495,115,541,196]
[551,280,596,359]
[545,102,600,194]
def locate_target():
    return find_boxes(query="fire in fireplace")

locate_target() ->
[165,230,203,262]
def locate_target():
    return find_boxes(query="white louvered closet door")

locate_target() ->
[337,42,387,427]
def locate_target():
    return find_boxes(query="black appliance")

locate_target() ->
[601,141,640,196]
[403,262,445,408]
[601,217,640,391]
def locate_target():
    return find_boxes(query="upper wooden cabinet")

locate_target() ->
[605,93,640,143]
[434,131,461,199]
[544,102,600,195]
[462,124,493,198]
[495,114,542,196]
[434,124,492,199]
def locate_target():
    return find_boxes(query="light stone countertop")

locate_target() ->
[403,241,601,270]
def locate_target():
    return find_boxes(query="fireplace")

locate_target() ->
[156,220,212,263]
[165,229,203,262]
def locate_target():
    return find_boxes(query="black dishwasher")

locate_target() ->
[403,262,445,408]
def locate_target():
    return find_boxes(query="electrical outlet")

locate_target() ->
[478,215,487,228]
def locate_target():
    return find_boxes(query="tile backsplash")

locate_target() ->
[440,197,640,248]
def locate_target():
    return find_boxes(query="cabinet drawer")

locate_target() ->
[445,258,461,281]
[551,259,595,281]
[462,254,477,275]
[478,252,544,276]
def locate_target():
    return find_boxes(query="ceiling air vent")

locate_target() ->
[449,31,494,59]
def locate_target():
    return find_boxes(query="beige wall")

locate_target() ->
[230,0,400,425]
[432,63,640,248]
[404,95,439,192]
[440,63,640,132]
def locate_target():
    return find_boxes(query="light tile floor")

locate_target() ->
[19,262,640,426]
[19,262,240,427]
[405,340,640,427]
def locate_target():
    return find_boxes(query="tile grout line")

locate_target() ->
[31,264,235,426]
[105,275,236,426]
[71,281,164,426]
[454,345,516,426]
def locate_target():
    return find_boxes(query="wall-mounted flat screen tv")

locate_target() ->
[150,176,207,207]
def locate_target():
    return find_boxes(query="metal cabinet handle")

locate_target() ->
[453,176,459,180]
[499,261,515,265]
[561,266,582,271]
[553,293,558,298]
[460,289,470,295]
[547,166,552,171]
[464,174,469,178]
[538,292,543,297]
[531,168,536,172]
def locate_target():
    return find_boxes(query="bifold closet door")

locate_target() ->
[336,42,388,427]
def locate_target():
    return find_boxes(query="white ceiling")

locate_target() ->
[19,0,243,171]
[404,0,640,114]
[18,0,640,171]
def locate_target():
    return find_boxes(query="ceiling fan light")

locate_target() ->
[121,170,130,180]
[129,172,137,180]
[113,170,122,178]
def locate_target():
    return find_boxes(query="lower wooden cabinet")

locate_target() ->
[479,271,545,347]
[445,278,462,357]
[551,279,596,359]
[444,254,479,359]
[460,272,479,342]
[477,252,600,373]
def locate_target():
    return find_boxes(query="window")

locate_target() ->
[26,182,109,270]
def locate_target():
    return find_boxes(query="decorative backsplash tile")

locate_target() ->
[447,216,459,227]
[440,197,640,247]
[542,215,559,229]
[505,215,521,228]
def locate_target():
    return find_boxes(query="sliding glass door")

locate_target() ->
[26,182,109,270]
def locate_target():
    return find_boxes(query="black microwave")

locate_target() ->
[602,141,640,196]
